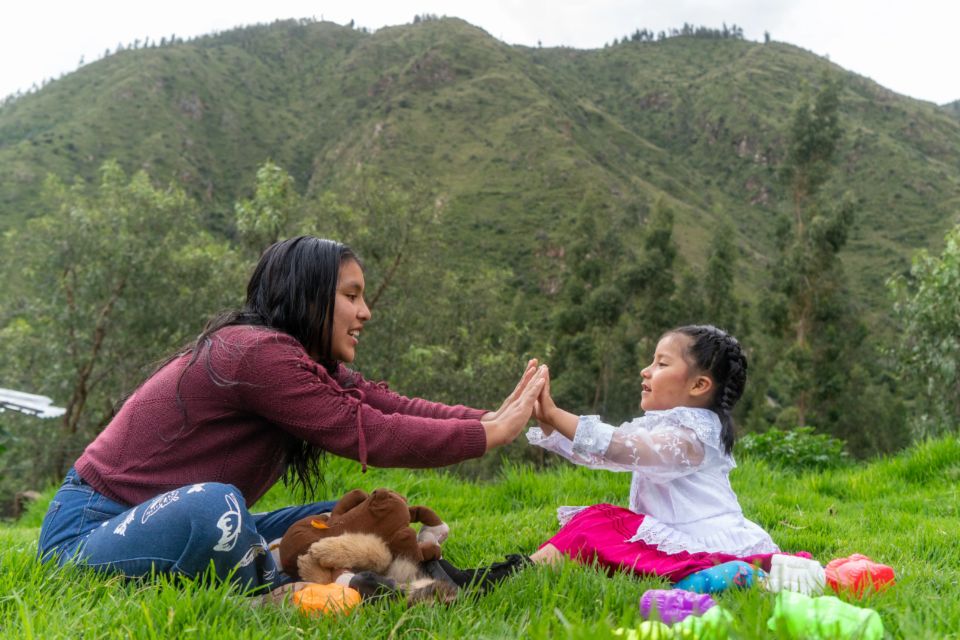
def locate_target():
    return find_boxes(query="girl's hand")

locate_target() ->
[533,366,557,427]
[483,365,547,451]
[534,367,579,441]
[534,400,554,436]
[482,359,538,422]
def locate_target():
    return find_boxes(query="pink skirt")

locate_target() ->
[543,503,808,583]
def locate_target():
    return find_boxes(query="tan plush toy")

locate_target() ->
[279,488,453,600]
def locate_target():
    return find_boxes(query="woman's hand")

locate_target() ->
[481,359,539,423]
[483,365,546,451]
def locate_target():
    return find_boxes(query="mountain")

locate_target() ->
[2,17,960,321]
[944,100,960,119]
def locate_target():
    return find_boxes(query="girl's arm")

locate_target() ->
[527,416,705,480]
[528,369,706,480]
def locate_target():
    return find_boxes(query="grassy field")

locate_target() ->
[1,436,958,639]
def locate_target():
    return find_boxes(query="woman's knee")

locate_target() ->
[174,484,258,551]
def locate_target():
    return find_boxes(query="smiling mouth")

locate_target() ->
[641,384,651,393]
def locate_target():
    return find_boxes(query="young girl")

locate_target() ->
[37,236,545,595]
[526,325,786,583]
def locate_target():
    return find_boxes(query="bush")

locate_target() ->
[738,426,850,472]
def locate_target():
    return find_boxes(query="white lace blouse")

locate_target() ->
[526,407,779,556]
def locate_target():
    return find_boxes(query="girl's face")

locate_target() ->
[329,259,371,363]
[640,333,712,411]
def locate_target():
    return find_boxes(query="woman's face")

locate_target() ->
[330,259,371,363]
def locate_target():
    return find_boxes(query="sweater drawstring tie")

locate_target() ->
[300,356,369,473]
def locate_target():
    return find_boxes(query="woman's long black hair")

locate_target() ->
[670,325,748,455]
[170,236,360,498]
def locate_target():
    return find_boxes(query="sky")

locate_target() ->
[2,0,959,105]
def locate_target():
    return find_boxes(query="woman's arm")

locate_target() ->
[340,361,538,422]
[238,336,544,468]
[339,367,485,420]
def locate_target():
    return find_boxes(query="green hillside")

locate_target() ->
[2,18,959,317]
[944,99,960,119]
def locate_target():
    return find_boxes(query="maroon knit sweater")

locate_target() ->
[76,325,488,506]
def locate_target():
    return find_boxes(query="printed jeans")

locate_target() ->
[37,468,337,593]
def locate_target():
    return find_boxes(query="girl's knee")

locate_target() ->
[530,544,565,565]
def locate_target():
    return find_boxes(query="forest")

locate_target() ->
[1,17,959,513]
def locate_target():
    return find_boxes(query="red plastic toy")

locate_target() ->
[825,554,895,596]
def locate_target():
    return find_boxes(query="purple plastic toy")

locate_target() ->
[640,588,717,624]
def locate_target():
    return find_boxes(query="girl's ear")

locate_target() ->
[690,375,713,399]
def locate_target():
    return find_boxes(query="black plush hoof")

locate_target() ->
[436,554,532,591]
[349,571,400,601]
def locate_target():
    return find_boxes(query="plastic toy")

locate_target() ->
[673,560,765,593]
[825,554,895,597]
[613,620,673,640]
[291,583,363,616]
[673,606,733,640]
[764,553,826,595]
[767,590,884,640]
[640,589,716,624]
[614,606,732,639]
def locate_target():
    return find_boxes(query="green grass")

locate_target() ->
[2,437,960,638]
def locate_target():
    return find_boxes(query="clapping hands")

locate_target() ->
[481,360,547,451]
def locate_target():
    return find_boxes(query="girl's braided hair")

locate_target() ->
[671,325,748,454]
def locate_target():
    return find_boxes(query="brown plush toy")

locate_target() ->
[279,488,450,587]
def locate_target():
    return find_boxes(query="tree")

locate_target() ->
[299,170,437,314]
[546,193,683,422]
[764,76,854,427]
[702,221,740,334]
[235,161,301,254]
[0,161,243,481]
[890,224,960,437]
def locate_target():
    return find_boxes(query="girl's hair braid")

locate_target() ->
[669,325,748,454]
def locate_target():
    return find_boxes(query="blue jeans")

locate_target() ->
[37,468,337,592]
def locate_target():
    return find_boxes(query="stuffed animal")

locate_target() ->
[278,487,456,604]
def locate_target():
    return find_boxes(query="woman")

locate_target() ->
[38,236,545,593]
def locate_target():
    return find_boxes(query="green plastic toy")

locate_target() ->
[613,606,733,640]
[767,590,884,639]
[673,606,733,639]
[613,620,673,640]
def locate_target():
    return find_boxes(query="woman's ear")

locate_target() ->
[690,375,713,400]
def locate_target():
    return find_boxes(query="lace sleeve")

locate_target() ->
[527,413,707,481]
[526,425,624,471]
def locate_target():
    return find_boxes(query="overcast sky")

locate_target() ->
[3,0,958,105]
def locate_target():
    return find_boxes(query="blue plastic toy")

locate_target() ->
[674,560,766,594]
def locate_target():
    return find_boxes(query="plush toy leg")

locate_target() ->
[436,554,531,591]
[342,571,401,601]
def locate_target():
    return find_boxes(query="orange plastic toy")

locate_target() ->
[291,583,363,616]
[825,554,895,597]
